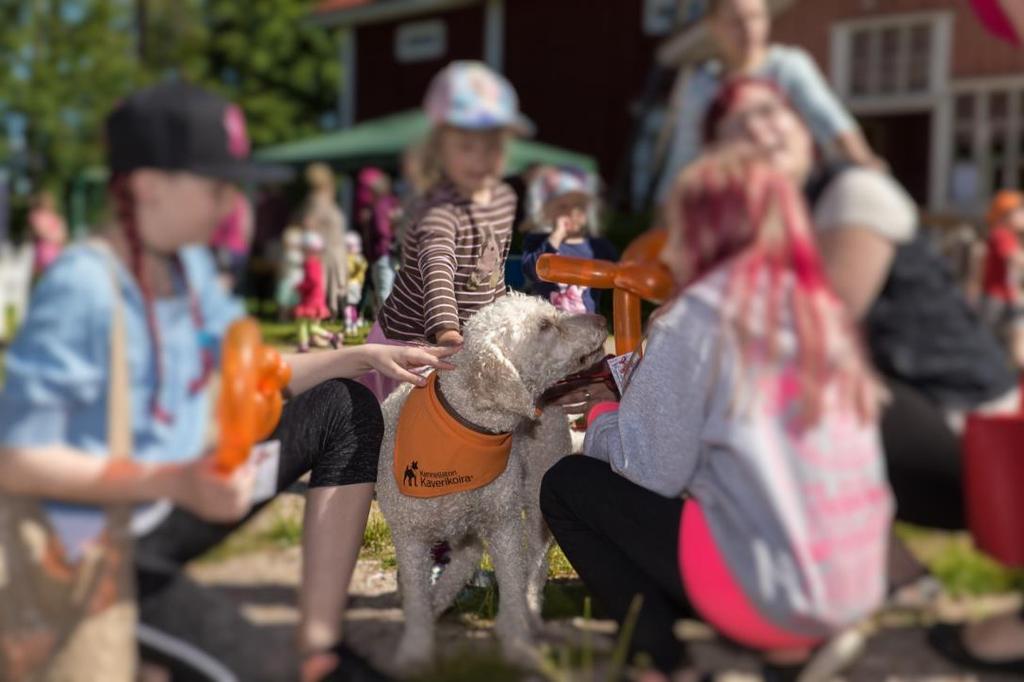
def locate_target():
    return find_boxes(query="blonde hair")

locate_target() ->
[406,126,511,194]
[407,129,446,191]
[306,163,335,193]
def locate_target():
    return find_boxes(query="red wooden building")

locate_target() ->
[659,0,1024,216]
[312,0,680,185]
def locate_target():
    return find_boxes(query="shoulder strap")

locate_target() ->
[87,239,133,461]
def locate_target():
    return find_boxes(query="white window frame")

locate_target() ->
[830,10,953,211]
[831,10,952,110]
[394,19,448,64]
[947,76,1024,215]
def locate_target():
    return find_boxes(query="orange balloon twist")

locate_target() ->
[537,229,673,355]
[215,318,292,472]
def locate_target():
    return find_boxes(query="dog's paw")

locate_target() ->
[395,636,434,673]
[499,636,539,668]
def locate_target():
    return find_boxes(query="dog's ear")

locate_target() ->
[464,335,539,421]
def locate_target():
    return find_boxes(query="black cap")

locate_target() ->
[105,81,293,184]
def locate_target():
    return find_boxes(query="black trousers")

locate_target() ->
[881,379,966,530]
[135,379,384,594]
[540,455,692,673]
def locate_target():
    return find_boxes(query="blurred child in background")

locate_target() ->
[276,225,305,320]
[980,190,1024,368]
[521,166,618,314]
[345,231,368,337]
[295,231,341,353]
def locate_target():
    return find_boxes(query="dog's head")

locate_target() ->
[459,294,607,421]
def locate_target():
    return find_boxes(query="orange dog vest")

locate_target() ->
[393,372,512,498]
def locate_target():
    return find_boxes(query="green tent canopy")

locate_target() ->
[254,109,596,174]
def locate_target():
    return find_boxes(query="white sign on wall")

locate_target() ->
[395,19,448,63]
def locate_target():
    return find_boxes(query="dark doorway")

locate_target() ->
[858,111,931,205]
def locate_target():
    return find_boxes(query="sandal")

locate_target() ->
[928,622,1024,675]
[301,642,394,682]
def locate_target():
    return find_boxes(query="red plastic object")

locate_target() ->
[536,228,673,355]
[963,377,1024,567]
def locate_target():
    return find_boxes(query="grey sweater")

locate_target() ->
[584,270,893,636]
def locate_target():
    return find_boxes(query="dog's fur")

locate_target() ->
[376,294,607,670]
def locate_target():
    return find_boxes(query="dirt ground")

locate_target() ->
[138,494,1024,682]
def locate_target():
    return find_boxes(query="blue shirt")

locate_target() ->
[521,234,619,313]
[656,45,858,203]
[0,242,244,463]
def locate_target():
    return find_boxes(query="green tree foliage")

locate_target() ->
[205,0,340,147]
[0,0,339,192]
[140,0,210,82]
[0,0,144,190]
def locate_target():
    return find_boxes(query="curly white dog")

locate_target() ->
[376,294,607,671]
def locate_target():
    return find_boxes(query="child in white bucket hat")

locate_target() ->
[521,165,619,314]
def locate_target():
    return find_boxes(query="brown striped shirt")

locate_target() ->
[379,180,515,342]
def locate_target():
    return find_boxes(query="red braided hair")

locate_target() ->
[109,174,213,423]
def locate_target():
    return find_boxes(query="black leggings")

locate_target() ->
[135,379,383,595]
[881,379,965,530]
[540,455,692,673]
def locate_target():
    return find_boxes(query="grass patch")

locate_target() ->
[259,320,300,346]
[198,505,305,563]
[264,508,303,546]
[451,581,499,621]
[196,511,1024,603]
[257,319,371,348]
[448,575,591,622]
[542,579,591,620]
[898,523,1024,596]
[548,544,576,579]
[426,594,645,682]
[360,504,397,569]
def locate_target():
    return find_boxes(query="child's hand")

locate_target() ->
[436,329,464,348]
[169,455,255,523]
[548,216,571,249]
[361,344,457,386]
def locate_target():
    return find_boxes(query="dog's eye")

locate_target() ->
[539,318,555,332]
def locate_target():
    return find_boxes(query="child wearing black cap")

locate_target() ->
[0,81,453,681]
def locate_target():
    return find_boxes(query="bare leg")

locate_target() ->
[964,612,1024,661]
[298,483,374,654]
[1011,325,1024,370]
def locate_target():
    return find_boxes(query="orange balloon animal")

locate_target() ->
[215,318,292,472]
[537,229,673,355]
